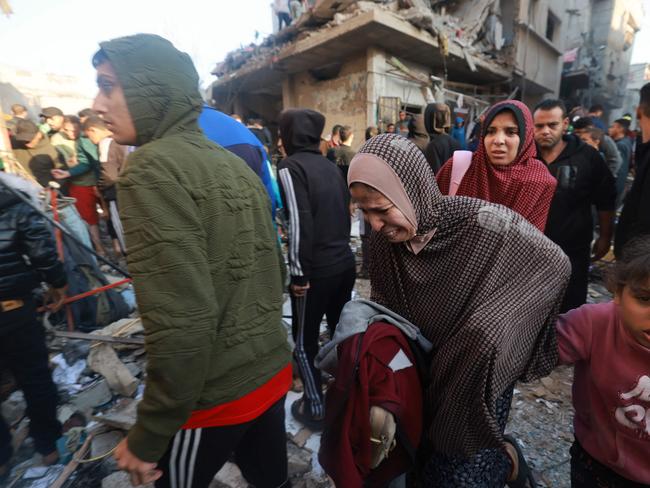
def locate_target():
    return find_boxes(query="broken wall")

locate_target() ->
[283,53,368,148]
[366,47,433,129]
[514,0,565,101]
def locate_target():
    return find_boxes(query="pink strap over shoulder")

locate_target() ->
[449,150,473,196]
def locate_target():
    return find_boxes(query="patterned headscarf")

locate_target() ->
[437,100,557,231]
[351,133,570,456]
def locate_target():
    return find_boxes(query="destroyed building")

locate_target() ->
[208,0,571,147]
[560,0,643,118]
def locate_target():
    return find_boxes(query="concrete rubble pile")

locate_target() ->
[212,0,509,81]
[0,273,332,488]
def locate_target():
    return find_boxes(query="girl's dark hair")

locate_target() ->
[608,237,650,291]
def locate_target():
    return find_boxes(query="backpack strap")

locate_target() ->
[448,150,472,196]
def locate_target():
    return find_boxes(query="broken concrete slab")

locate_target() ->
[72,379,112,412]
[211,462,248,488]
[93,399,139,431]
[291,427,313,448]
[88,344,139,397]
[91,430,123,459]
[287,441,312,476]
[101,470,153,488]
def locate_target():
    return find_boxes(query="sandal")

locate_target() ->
[291,398,323,431]
[504,434,537,488]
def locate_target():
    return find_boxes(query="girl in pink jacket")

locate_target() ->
[557,237,650,487]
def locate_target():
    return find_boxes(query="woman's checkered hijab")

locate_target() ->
[355,134,570,456]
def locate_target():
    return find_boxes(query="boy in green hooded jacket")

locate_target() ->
[91,34,292,488]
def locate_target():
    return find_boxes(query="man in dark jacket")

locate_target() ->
[91,34,291,488]
[616,83,650,257]
[278,109,356,429]
[0,176,66,478]
[609,118,632,206]
[533,99,616,312]
[11,119,61,187]
[422,103,460,174]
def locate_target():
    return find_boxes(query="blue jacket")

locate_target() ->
[198,106,280,217]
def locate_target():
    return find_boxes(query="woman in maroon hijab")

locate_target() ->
[437,100,556,232]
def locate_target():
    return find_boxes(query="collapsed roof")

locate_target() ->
[211,0,514,90]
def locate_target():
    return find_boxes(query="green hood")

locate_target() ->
[98,34,203,146]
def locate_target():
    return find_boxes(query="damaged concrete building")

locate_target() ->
[560,0,643,118]
[207,0,625,146]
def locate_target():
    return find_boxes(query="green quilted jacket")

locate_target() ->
[100,34,290,462]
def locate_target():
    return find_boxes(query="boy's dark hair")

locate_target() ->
[533,99,567,118]
[82,115,108,132]
[608,237,650,292]
[63,115,81,126]
[613,118,631,131]
[589,104,604,113]
[331,124,343,136]
[386,123,395,129]
[92,48,109,68]
[339,125,352,143]
[78,108,97,119]
[365,126,378,141]
[11,103,27,115]
[586,127,604,143]
[573,117,594,130]
[639,82,650,118]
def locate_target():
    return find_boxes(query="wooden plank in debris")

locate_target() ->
[50,433,94,488]
[53,330,144,346]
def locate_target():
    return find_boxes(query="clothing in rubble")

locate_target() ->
[277,108,356,426]
[96,34,291,486]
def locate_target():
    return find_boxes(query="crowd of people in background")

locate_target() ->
[6,104,128,261]
[1,32,649,488]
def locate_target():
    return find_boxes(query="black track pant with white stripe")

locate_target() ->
[155,396,290,488]
[290,266,356,419]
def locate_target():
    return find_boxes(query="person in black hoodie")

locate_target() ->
[0,175,67,478]
[277,109,355,429]
[615,83,650,257]
[533,99,616,313]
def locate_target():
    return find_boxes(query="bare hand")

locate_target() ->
[291,283,310,297]
[45,286,67,312]
[591,236,611,262]
[51,169,71,180]
[114,439,162,486]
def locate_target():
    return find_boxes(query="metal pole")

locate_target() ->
[0,178,131,278]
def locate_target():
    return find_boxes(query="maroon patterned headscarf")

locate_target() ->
[351,133,570,456]
[437,100,556,231]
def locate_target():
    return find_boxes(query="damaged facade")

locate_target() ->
[560,0,643,115]
[209,0,640,145]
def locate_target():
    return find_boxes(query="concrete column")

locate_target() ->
[282,76,294,110]
[366,47,385,129]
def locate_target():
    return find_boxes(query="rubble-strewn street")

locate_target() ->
[1,243,615,487]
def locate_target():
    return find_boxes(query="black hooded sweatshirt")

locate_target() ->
[542,134,616,252]
[278,109,354,286]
